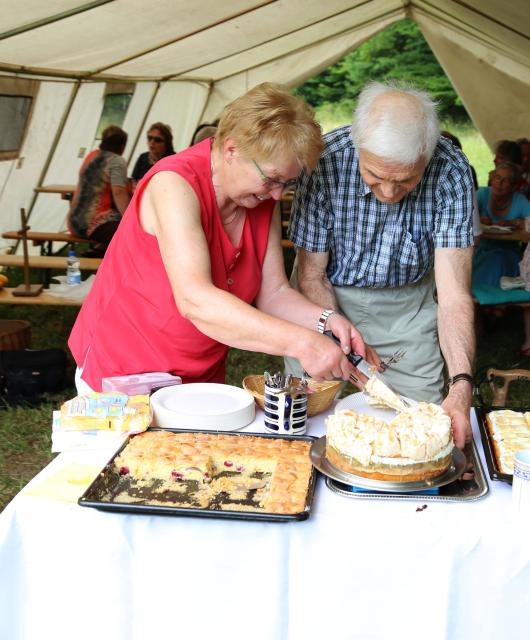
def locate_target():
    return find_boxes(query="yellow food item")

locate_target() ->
[60,393,151,433]
[0,273,8,287]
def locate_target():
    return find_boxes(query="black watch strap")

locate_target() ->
[447,373,474,389]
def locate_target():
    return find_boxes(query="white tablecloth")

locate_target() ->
[1,400,529,640]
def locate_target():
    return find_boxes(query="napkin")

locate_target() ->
[51,410,128,453]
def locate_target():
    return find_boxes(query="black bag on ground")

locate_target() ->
[0,348,67,406]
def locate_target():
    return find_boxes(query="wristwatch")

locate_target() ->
[317,309,335,334]
[446,373,474,389]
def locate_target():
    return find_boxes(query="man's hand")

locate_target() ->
[441,384,472,449]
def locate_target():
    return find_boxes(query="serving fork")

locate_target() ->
[323,332,411,408]
[380,349,407,371]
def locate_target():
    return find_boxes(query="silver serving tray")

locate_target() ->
[310,435,467,493]
[324,439,489,502]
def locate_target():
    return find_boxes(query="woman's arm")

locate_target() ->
[140,172,360,380]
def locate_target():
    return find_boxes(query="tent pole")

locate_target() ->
[126,81,163,166]
[20,81,83,250]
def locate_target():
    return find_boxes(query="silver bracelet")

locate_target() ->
[317,309,335,334]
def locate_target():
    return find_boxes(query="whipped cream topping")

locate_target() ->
[326,402,453,466]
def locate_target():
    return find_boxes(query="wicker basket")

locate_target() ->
[242,374,342,417]
[0,319,31,350]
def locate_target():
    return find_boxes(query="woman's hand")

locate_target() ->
[296,331,356,382]
[325,312,366,359]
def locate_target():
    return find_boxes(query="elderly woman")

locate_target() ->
[473,162,530,287]
[69,83,367,392]
[131,122,175,185]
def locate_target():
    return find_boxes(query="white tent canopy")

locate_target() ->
[0,0,529,247]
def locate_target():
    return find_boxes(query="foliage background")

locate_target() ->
[294,19,467,122]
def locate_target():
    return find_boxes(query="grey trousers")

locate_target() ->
[284,271,444,403]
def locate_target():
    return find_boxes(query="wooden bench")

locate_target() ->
[0,254,101,271]
[2,230,97,256]
[0,287,82,306]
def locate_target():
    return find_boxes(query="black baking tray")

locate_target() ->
[78,429,317,522]
[474,405,530,484]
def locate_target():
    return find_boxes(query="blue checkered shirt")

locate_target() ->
[288,126,474,288]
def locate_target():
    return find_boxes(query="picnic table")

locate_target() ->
[34,184,76,200]
[1,230,97,256]
[0,287,83,306]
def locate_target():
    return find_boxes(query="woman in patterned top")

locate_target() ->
[68,125,131,255]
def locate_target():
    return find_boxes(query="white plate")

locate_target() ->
[335,391,415,423]
[150,383,255,430]
[481,224,513,234]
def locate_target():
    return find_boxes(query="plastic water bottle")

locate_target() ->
[66,249,81,286]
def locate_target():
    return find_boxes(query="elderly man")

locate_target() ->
[285,82,475,447]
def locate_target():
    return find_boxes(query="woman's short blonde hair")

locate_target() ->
[213,83,323,171]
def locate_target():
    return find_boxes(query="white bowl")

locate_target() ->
[150,383,255,430]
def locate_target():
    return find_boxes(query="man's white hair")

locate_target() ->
[351,82,440,165]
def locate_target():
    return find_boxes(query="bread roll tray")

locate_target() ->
[311,436,488,501]
[78,429,317,522]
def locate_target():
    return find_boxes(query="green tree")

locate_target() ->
[294,19,467,121]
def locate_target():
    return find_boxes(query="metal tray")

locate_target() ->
[311,436,488,500]
[78,429,317,522]
[311,436,466,492]
[475,405,530,484]
[323,438,488,501]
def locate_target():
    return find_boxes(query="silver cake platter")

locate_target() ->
[310,436,466,493]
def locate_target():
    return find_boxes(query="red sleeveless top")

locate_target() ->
[68,139,274,391]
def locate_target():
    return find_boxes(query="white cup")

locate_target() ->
[512,449,530,518]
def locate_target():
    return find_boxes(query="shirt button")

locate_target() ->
[235,252,240,258]
[227,278,234,285]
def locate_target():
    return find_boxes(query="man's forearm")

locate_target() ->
[437,296,475,379]
[298,274,338,310]
[296,248,339,310]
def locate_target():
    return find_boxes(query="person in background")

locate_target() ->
[285,82,476,449]
[191,122,218,146]
[516,137,530,198]
[69,83,371,396]
[68,125,130,255]
[472,161,530,286]
[488,139,523,187]
[131,122,175,185]
[441,131,478,188]
[440,130,481,243]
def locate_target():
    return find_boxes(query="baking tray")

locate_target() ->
[78,429,317,522]
[317,438,488,502]
[475,405,530,484]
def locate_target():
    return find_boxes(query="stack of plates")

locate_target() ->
[150,383,255,430]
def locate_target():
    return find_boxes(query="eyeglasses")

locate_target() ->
[148,135,164,143]
[491,175,514,185]
[252,159,299,190]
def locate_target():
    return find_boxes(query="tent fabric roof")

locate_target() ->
[1,1,527,81]
[0,1,528,144]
